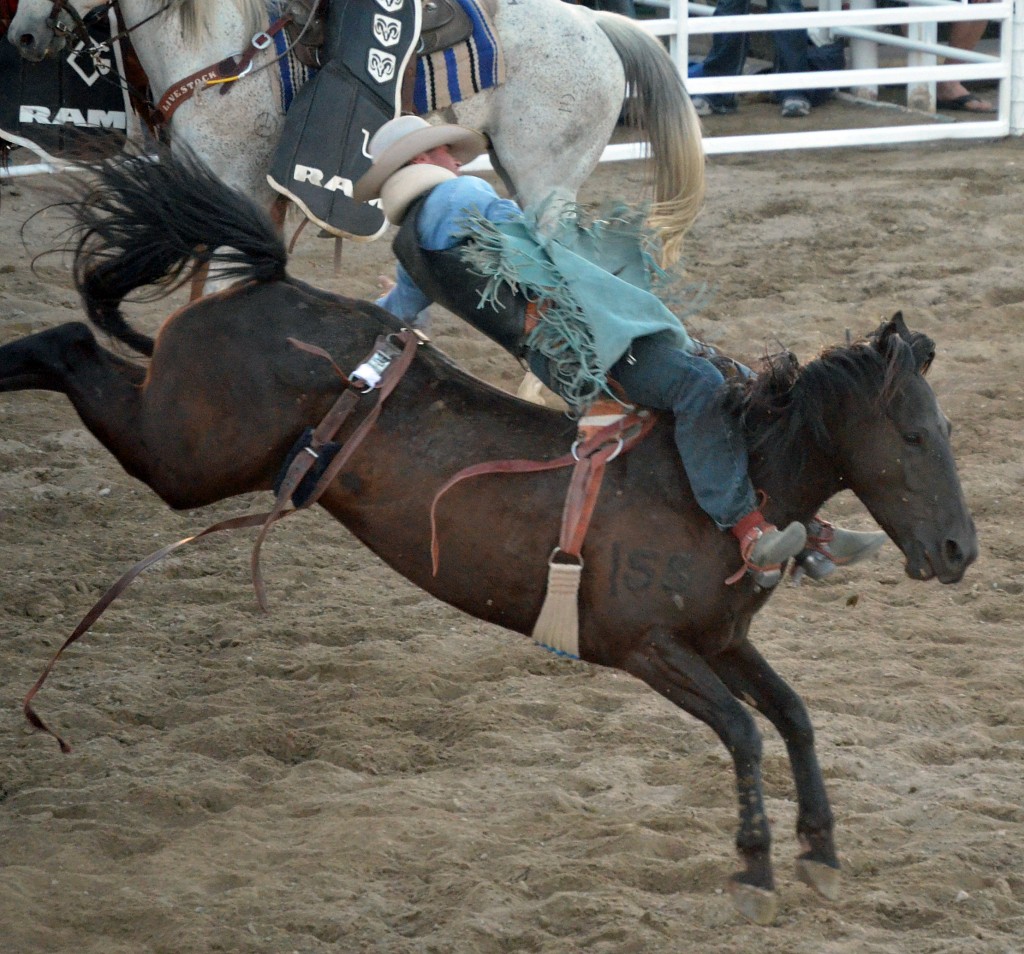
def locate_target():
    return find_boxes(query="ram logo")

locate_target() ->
[373,14,403,47]
[367,49,397,84]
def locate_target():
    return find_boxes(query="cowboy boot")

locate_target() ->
[729,511,808,589]
[793,518,888,581]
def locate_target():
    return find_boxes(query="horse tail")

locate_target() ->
[593,13,705,266]
[70,146,288,357]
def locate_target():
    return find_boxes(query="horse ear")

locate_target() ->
[910,333,935,375]
[875,311,935,375]
[889,311,935,373]
[760,349,801,395]
[871,314,899,354]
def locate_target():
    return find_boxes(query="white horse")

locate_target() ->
[7,0,704,262]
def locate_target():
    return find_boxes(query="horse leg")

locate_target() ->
[618,628,778,925]
[447,11,622,213]
[0,317,317,510]
[0,322,148,472]
[706,640,840,902]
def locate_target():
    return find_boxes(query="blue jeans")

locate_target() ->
[530,334,757,529]
[701,0,811,108]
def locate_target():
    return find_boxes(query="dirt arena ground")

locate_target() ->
[0,116,1022,952]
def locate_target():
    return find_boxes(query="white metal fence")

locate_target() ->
[602,0,1018,157]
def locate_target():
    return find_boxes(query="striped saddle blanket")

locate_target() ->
[413,0,505,114]
[275,0,503,115]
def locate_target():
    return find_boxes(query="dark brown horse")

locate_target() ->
[0,151,977,924]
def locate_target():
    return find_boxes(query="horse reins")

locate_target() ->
[44,0,97,47]
[40,0,317,127]
[45,0,172,53]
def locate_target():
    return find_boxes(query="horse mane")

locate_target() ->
[731,318,936,487]
[174,0,265,43]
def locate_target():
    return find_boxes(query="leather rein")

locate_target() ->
[44,0,170,53]
[41,0,305,126]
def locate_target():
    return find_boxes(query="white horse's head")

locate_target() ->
[6,0,106,61]
[7,1,264,62]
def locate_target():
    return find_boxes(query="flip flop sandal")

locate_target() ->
[936,94,996,114]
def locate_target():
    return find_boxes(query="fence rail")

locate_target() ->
[649,0,1018,153]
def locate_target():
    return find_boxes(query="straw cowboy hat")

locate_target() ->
[353,116,487,204]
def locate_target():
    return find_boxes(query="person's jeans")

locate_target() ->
[529,334,757,529]
[701,0,811,108]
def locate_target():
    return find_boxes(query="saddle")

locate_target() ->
[418,0,474,54]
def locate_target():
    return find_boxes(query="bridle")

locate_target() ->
[35,0,312,126]
[43,0,91,47]
[42,0,173,55]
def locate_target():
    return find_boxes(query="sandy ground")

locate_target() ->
[0,102,1022,953]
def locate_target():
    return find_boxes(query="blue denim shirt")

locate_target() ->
[377,177,522,320]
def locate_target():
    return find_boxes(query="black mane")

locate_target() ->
[729,318,936,488]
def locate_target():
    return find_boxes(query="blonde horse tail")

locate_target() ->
[593,13,705,266]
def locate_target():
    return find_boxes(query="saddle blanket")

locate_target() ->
[413,0,504,114]
[274,0,504,118]
[273,26,315,113]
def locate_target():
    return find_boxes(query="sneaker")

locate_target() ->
[780,96,811,118]
[692,95,713,117]
[793,518,888,581]
[728,518,808,589]
[691,95,738,117]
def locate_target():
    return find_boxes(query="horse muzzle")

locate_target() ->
[8,25,65,62]
[902,519,978,584]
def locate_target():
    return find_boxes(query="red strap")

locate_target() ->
[730,507,766,544]
[430,411,655,574]
[557,440,617,557]
[724,505,779,586]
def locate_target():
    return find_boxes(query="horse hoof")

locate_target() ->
[728,880,778,925]
[795,857,841,901]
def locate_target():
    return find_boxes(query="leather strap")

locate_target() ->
[430,410,655,574]
[154,16,291,124]
[558,440,618,558]
[23,330,423,752]
[249,330,422,610]
[23,510,272,753]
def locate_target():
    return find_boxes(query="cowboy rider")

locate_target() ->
[353,116,887,587]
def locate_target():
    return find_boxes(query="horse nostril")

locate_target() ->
[17,33,36,48]
[943,538,964,568]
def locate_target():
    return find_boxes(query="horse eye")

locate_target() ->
[903,431,923,446]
